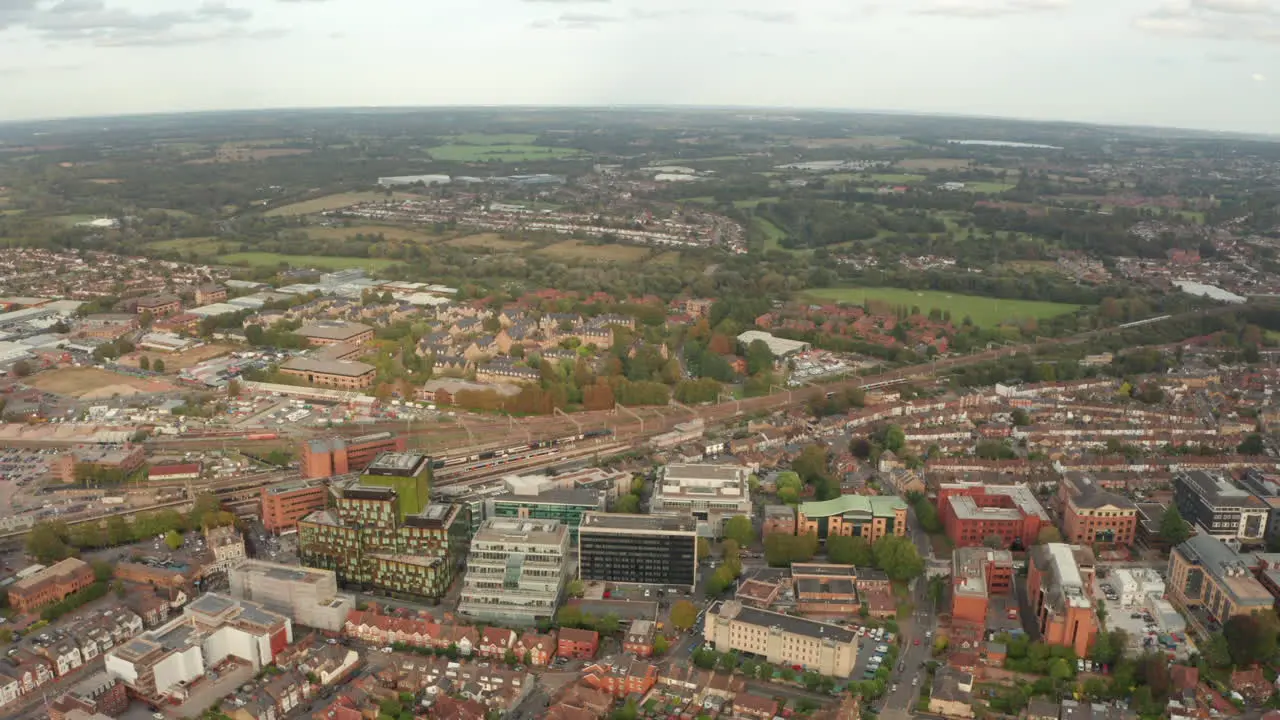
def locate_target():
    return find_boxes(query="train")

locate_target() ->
[430,428,613,470]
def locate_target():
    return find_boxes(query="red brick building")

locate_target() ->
[1027,543,1099,657]
[134,294,182,317]
[622,620,656,658]
[296,321,374,347]
[733,693,780,720]
[49,675,128,720]
[762,505,796,539]
[581,660,657,697]
[515,631,558,666]
[951,546,1014,628]
[1058,475,1138,547]
[300,432,406,479]
[261,479,329,534]
[557,628,599,660]
[938,482,1048,549]
[7,558,96,614]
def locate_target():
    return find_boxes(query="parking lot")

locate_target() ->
[1094,573,1195,660]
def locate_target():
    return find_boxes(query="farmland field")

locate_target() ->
[965,182,1017,194]
[303,224,443,243]
[427,144,581,162]
[449,133,539,145]
[538,240,651,263]
[265,192,419,217]
[216,252,402,271]
[446,233,531,251]
[652,251,683,265]
[797,136,914,149]
[802,286,1083,327]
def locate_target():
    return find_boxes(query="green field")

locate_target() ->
[868,174,928,184]
[802,287,1083,327]
[449,133,539,145]
[217,252,402,272]
[427,144,581,162]
[148,237,227,256]
[265,191,419,217]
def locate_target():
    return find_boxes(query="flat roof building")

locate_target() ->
[939,482,1048,550]
[704,600,857,677]
[458,518,570,626]
[260,478,330,534]
[1168,533,1274,630]
[797,495,907,545]
[1058,474,1138,547]
[736,330,811,358]
[652,464,753,538]
[485,489,607,542]
[300,431,406,479]
[6,557,95,614]
[228,559,354,632]
[296,321,374,347]
[577,512,698,589]
[1174,470,1268,543]
[951,547,1014,628]
[279,357,376,390]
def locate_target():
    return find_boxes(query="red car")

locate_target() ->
[913,638,921,646]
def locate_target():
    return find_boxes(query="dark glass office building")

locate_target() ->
[577,512,698,589]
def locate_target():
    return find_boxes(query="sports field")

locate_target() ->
[149,237,227,256]
[538,240,651,263]
[217,252,401,271]
[802,287,1083,327]
[898,158,971,171]
[265,192,419,217]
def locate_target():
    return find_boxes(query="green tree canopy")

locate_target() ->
[723,515,755,547]
[670,600,699,631]
[1158,506,1192,546]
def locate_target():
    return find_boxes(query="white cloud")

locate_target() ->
[1253,72,1268,80]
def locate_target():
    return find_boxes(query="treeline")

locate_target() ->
[25,494,234,563]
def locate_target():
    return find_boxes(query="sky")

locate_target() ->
[0,0,1277,134]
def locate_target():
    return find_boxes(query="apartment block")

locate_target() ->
[260,479,329,534]
[1058,474,1138,547]
[134,294,182,317]
[704,600,858,677]
[300,431,406,479]
[228,559,355,632]
[577,512,698,589]
[458,518,570,626]
[1168,533,1274,628]
[951,547,1014,627]
[1173,470,1268,543]
[651,464,753,537]
[1027,544,1099,657]
[938,482,1048,549]
[796,495,908,544]
[6,558,96,614]
[104,594,291,702]
[298,482,465,602]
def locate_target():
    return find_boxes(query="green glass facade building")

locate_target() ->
[485,489,606,542]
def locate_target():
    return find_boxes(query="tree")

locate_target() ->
[1238,433,1266,456]
[164,530,183,551]
[696,537,711,561]
[776,471,804,504]
[1011,408,1030,427]
[746,339,774,376]
[1202,633,1232,668]
[556,605,583,628]
[1049,657,1073,681]
[1224,614,1278,666]
[139,356,150,371]
[613,494,640,513]
[723,515,754,547]
[1159,506,1192,546]
[566,579,585,598]
[1036,527,1063,545]
[827,535,873,566]
[227,379,242,398]
[152,359,165,373]
[654,634,669,656]
[597,613,621,636]
[706,565,737,596]
[630,476,645,495]
[26,522,72,564]
[884,425,906,453]
[671,600,699,631]
[872,536,924,581]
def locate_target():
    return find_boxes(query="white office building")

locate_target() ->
[652,463,753,537]
[457,518,570,627]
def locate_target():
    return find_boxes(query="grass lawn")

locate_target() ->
[216,252,402,272]
[148,237,227,256]
[733,197,778,209]
[49,214,97,226]
[651,251,683,265]
[802,286,1084,326]
[446,233,531,251]
[756,217,793,254]
[265,192,419,217]
[868,173,928,184]
[538,240,651,263]
[427,144,580,162]
[303,224,442,243]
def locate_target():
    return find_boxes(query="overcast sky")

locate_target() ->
[0,0,1276,134]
